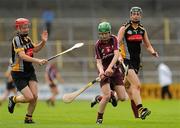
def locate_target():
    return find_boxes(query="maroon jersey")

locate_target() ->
[46,64,58,81]
[95,35,119,70]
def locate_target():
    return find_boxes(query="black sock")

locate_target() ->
[97,112,103,119]
[136,104,143,110]
[97,96,102,102]
[131,100,139,118]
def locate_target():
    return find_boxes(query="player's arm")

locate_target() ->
[96,59,105,79]
[4,69,13,82]
[95,43,105,79]
[143,30,159,57]
[44,71,52,84]
[33,30,48,53]
[105,50,119,76]
[56,72,64,83]
[4,68,11,78]
[117,26,126,44]
[118,52,123,63]
[108,50,119,69]
[13,37,47,65]
[105,36,120,76]
[117,26,126,63]
[18,51,47,65]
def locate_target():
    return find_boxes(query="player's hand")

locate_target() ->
[152,51,159,57]
[52,79,58,85]
[99,72,105,80]
[37,59,47,65]
[105,68,114,76]
[60,79,65,84]
[118,56,123,63]
[41,30,48,42]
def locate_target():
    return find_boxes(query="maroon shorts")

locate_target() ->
[100,68,123,90]
[49,83,57,88]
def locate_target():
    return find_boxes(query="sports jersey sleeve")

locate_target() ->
[113,36,119,50]
[27,37,35,48]
[45,65,50,73]
[95,42,101,59]
[12,36,24,53]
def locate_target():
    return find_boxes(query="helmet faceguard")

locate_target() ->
[15,18,30,36]
[130,7,142,23]
[130,7,142,14]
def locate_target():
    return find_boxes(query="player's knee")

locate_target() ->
[26,96,34,102]
[131,83,141,90]
[33,95,38,101]
[103,94,111,102]
[118,94,127,101]
[55,90,59,95]
[119,97,126,101]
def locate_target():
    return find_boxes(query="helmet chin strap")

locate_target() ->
[131,20,140,24]
[18,32,28,37]
[18,30,29,36]
[21,34,28,37]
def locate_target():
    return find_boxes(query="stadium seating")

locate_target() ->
[0,0,180,84]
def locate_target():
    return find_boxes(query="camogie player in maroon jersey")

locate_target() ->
[94,21,127,124]
[45,63,64,106]
[117,7,158,120]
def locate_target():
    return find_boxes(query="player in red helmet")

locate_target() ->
[15,18,31,35]
[8,18,48,123]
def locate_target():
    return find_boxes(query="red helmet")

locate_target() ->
[15,18,30,30]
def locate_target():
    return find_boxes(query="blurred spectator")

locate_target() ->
[45,63,64,106]
[157,62,172,99]
[0,59,17,106]
[42,8,54,37]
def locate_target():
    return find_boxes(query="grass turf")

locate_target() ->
[0,99,180,128]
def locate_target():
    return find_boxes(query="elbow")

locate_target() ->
[18,53,24,59]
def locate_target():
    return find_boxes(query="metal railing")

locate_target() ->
[0,41,180,83]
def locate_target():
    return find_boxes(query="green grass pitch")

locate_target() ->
[0,99,180,128]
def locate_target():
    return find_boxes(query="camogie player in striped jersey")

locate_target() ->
[117,7,158,120]
[8,18,48,123]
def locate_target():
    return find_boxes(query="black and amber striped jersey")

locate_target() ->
[119,21,145,63]
[11,34,35,72]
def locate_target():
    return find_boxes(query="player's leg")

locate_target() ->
[96,83,111,124]
[8,86,34,113]
[126,69,151,120]
[114,85,128,101]
[10,88,21,107]
[166,85,172,99]
[0,90,10,105]
[111,71,128,103]
[12,88,18,96]
[49,85,59,106]
[161,86,166,99]
[91,90,118,108]
[24,80,38,123]
[0,82,14,105]
[122,60,140,118]
[91,95,102,107]
[124,80,139,118]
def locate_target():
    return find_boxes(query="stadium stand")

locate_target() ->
[0,0,180,84]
